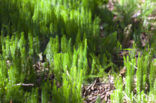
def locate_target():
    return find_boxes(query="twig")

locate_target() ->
[15,83,34,86]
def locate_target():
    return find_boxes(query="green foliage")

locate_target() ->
[149,59,156,91]
[41,83,50,103]
[136,51,151,94]
[0,0,155,103]
[114,0,138,24]
[95,95,101,103]
[112,47,156,102]
[124,55,136,97]
[44,36,59,63]
[112,0,155,46]
[48,38,88,103]
[111,76,123,103]
[29,88,39,103]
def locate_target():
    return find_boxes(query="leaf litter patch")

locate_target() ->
[82,77,115,103]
